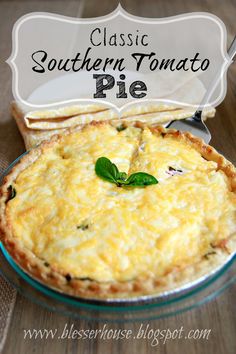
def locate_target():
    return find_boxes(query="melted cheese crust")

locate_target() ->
[7,124,236,282]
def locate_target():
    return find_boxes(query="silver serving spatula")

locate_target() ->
[166,36,236,144]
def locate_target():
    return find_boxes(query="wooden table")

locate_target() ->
[0,1,235,353]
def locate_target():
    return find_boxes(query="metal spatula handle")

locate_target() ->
[228,36,236,61]
[193,36,236,122]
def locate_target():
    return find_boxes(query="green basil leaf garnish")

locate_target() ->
[117,171,128,181]
[95,157,158,188]
[77,223,89,230]
[95,157,119,184]
[116,124,127,132]
[122,172,158,186]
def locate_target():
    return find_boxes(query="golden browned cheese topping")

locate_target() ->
[6,124,236,281]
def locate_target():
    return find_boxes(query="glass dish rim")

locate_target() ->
[0,242,235,314]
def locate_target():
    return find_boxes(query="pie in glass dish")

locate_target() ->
[0,121,235,299]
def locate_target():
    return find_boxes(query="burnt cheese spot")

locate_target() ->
[65,273,72,282]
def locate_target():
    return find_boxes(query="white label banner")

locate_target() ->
[7,6,231,111]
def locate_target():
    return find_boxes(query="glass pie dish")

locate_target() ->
[0,151,235,322]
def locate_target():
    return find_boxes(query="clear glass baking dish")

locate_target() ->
[0,152,235,322]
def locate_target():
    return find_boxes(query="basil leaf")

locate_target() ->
[123,172,158,187]
[117,171,127,181]
[116,124,127,132]
[95,157,158,188]
[7,185,16,200]
[95,157,119,184]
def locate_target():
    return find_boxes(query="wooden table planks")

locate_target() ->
[0,1,235,353]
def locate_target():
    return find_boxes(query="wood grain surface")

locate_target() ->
[0,1,235,353]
